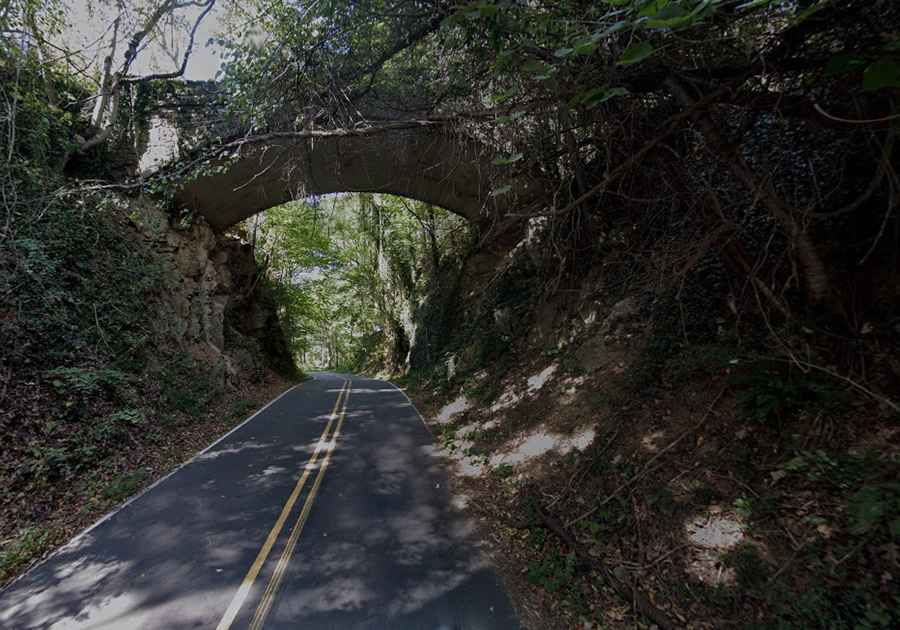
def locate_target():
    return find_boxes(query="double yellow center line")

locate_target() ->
[216,379,352,630]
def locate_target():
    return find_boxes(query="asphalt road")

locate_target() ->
[0,373,519,629]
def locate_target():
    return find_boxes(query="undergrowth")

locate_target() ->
[0,51,290,585]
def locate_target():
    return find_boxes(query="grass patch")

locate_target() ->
[0,528,55,583]
[229,399,258,421]
[102,470,148,503]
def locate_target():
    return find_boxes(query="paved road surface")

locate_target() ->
[0,373,518,629]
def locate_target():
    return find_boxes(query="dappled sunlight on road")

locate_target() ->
[1,537,247,630]
[260,379,514,628]
[0,376,516,629]
[0,382,342,629]
[196,440,273,461]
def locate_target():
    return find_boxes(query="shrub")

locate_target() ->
[732,366,839,425]
[46,367,127,398]
[847,482,900,538]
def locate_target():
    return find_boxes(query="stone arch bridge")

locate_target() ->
[174,122,518,229]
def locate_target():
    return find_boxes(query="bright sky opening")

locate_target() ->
[62,0,226,83]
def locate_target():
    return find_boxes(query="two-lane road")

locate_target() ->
[0,373,519,629]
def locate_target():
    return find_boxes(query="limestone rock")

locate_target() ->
[132,201,293,384]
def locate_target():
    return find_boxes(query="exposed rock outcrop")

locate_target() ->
[130,198,294,384]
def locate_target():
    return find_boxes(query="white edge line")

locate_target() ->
[384,377,516,619]
[385,379,484,514]
[0,379,308,596]
[385,379,434,438]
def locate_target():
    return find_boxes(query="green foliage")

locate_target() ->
[0,43,83,183]
[776,449,868,489]
[25,404,149,484]
[0,47,219,499]
[525,544,587,611]
[2,195,166,372]
[1,32,166,381]
[575,518,604,543]
[863,59,900,91]
[732,496,754,520]
[103,470,147,502]
[158,358,214,417]
[210,0,893,154]
[0,527,53,583]
[846,482,900,538]
[93,408,146,445]
[47,367,127,398]
[824,38,900,91]
[617,41,654,66]
[28,446,74,481]
[0,28,300,590]
[528,525,548,549]
[439,424,459,452]
[760,450,900,628]
[253,193,468,372]
[732,367,839,425]
[770,570,900,630]
[526,548,578,593]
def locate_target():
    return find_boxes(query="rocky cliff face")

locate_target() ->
[129,198,294,384]
[0,190,295,585]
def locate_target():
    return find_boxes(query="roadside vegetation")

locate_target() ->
[0,4,294,584]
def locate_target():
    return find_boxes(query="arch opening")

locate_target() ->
[250,191,469,373]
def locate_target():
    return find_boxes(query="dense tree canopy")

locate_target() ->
[250,193,467,370]
[210,0,899,319]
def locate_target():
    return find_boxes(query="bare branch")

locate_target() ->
[123,0,217,84]
[79,88,122,154]
[77,0,218,156]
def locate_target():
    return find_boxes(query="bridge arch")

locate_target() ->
[174,123,505,229]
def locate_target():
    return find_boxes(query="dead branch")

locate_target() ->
[89,10,121,129]
[569,387,727,528]
[703,192,795,321]
[534,503,678,630]
[78,0,217,155]
[520,83,738,220]
[814,103,900,126]
[777,358,900,415]
[123,0,218,84]
[666,77,832,306]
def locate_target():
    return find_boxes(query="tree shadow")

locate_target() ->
[0,376,517,629]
